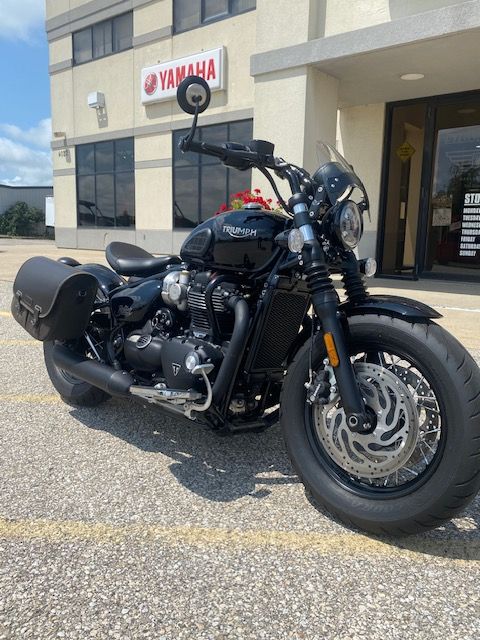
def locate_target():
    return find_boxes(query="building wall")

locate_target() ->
[49,0,256,250]
[0,186,54,215]
[47,0,480,274]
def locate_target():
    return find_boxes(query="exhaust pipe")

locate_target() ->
[52,344,134,397]
[212,296,249,404]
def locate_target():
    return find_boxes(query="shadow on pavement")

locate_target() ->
[305,491,480,561]
[70,399,299,503]
[71,398,480,561]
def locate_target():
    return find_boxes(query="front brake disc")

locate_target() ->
[313,362,419,479]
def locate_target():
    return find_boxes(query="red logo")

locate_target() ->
[144,73,158,95]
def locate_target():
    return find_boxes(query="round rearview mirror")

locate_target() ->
[177,75,211,115]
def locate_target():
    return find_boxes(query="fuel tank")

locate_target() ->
[180,205,287,273]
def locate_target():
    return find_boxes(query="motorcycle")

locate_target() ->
[11,76,480,535]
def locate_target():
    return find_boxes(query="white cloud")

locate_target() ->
[0,134,52,186]
[0,118,52,149]
[0,0,45,42]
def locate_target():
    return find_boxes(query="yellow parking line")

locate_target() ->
[0,394,60,404]
[0,516,476,561]
[0,311,11,317]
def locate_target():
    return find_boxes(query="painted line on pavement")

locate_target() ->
[0,516,476,561]
[0,311,11,317]
[434,305,480,313]
[0,394,60,404]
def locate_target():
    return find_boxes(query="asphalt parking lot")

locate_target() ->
[0,241,479,639]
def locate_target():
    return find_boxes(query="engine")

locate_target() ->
[123,269,243,391]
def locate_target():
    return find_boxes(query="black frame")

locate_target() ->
[72,12,133,66]
[172,119,253,229]
[75,138,135,228]
[173,0,256,34]
[377,89,480,282]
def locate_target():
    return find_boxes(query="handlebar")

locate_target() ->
[179,135,313,202]
[179,136,277,171]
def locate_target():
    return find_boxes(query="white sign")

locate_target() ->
[432,208,452,227]
[141,47,224,105]
[45,196,55,227]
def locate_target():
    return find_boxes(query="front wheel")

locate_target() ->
[280,315,480,535]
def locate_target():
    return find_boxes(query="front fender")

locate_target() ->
[339,294,442,321]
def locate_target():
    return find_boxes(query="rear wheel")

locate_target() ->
[44,340,110,407]
[280,315,480,535]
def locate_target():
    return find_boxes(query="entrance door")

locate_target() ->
[380,103,427,275]
[380,92,480,280]
[424,105,480,277]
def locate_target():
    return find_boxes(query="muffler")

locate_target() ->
[52,344,134,397]
[51,345,212,418]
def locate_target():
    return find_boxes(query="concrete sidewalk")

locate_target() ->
[1,238,478,349]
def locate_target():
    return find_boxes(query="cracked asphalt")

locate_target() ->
[0,245,480,639]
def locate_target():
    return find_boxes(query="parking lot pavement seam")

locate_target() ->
[0,516,477,562]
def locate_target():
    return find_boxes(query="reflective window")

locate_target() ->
[93,21,112,59]
[113,13,133,53]
[174,0,255,33]
[73,28,92,65]
[73,12,132,65]
[76,138,135,228]
[172,120,253,228]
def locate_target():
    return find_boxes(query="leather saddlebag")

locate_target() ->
[11,256,98,341]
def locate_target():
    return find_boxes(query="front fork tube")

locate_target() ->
[303,244,370,433]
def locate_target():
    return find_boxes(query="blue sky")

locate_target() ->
[0,0,52,185]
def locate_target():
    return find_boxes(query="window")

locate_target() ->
[76,138,135,228]
[174,0,255,33]
[173,120,253,228]
[73,12,132,65]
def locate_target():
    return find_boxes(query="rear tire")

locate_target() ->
[43,341,110,407]
[280,315,480,535]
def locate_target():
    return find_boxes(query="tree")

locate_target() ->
[0,201,43,236]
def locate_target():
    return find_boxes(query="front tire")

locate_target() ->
[44,341,110,407]
[281,315,480,535]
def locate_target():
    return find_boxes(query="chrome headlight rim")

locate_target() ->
[334,200,363,250]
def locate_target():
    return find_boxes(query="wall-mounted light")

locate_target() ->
[87,91,105,109]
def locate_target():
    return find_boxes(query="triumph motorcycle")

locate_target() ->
[12,76,480,535]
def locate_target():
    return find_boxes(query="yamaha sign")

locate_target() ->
[141,47,225,105]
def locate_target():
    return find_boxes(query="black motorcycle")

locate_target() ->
[12,76,480,535]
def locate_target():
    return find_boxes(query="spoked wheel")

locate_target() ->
[313,354,443,494]
[281,314,480,535]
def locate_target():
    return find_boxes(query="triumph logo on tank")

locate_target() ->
[222,225,257,238]
[141,48,225,105]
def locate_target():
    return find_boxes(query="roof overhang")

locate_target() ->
[251,0,480,107]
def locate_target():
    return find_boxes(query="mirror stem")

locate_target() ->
[181,102,200,151]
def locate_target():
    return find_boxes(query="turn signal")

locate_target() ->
[323,332,340,367]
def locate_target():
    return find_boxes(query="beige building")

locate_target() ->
[47,0,480,280]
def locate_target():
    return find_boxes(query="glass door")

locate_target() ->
[380,92,480,280]
[380,103,427,275]
[424,104,480,277]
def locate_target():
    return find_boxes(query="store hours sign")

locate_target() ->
[141,48,224,105]
[459,192,480,258]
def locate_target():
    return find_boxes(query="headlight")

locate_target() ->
[334,200,363,249]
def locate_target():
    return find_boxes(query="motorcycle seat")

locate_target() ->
[106,242,181,277]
